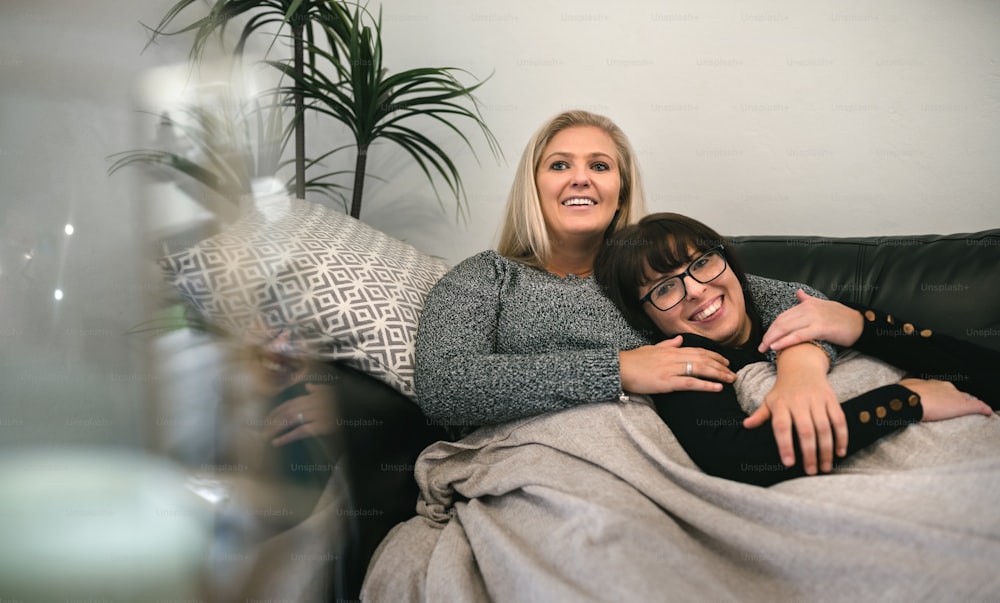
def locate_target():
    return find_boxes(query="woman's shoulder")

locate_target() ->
[747,273,810,292]
[445,250,539,279]
[746,273,782,297]
[432,250,526,292]
[445,249,508,278]
[746,273,824,299]
[746,274,799,311]
[451,249,505,270]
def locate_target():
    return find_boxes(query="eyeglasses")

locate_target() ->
[638,246,728,312]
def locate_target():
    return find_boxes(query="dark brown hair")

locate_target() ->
[594,212,762,344]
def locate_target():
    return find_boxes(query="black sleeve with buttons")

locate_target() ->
[652,333,923,487]
[654,310,999,487]
[849,305,1000,407]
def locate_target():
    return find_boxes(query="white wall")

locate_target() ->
[6,1,992,269]
[361,0,1000,265]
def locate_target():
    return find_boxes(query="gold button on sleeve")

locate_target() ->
[903,323,915,335]
[864,310,876,322]
[908,394,920,407]
[876,406,887,419]
[890,399,903,411]
[859,411,871,424]
[920,329,932,338]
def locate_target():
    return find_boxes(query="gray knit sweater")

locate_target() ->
[414,250,830,428]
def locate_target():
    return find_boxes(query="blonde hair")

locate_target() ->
[496,110,647,269]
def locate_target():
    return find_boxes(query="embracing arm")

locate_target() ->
[760,343,845,474]
[654,380,922,487]
[748,276,839,364]
[655,334,992,486]
[742,276,846,472]
[652,336,922,486]
[758,293,1000,405]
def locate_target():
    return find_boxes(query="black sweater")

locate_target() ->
[652,306,999,487]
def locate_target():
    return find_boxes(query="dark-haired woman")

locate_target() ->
[594,212,997,486]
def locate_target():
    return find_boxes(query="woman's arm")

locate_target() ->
[654,334,991,486]
[758,293,1000,405]
[651,333,916,486]
[760,343,845,474]
[758,289,865,353]
[742,276,846,473]
[748,276,839,363]
[850,306,1000,406]
[654,379,919,487]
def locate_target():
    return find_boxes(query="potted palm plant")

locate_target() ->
[133,0,500,220]
[272,5,501,219]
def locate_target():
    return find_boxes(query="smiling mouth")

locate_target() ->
[690,296,723,322]
[562,197,597,206]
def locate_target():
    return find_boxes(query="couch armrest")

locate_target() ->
[326,363,447,598]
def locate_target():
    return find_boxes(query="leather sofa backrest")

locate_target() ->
[728,229,1000,352]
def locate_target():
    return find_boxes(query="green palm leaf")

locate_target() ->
[271,4,501,219]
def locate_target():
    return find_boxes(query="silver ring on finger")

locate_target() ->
[685,361,693,377]
[296,411,306,425]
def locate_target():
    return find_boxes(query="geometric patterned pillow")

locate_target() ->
[159,196,449,398]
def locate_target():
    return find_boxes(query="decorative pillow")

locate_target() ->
[159,195,449,398]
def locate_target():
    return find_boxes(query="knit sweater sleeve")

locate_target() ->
[748,274,838,365]
[414,251,629,428]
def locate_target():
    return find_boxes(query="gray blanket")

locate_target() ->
[362,399,1000,602]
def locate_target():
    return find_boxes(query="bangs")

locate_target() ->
[638,221,718,285]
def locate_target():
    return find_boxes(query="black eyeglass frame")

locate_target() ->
[638,245,728,312]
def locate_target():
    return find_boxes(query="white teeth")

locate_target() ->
[692,298,722,321]
[562,198,596,206]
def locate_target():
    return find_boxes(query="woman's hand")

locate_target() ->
[900,378,993,422]
[758,289,864,354]
[743,343,847,474]
[263,382,339,448]
[619,335,735,395]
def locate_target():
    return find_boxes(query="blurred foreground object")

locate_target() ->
[0,448,211,600]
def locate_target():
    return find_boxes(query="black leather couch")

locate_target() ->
[330,228,1000,598]
[729,229,1000,353]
